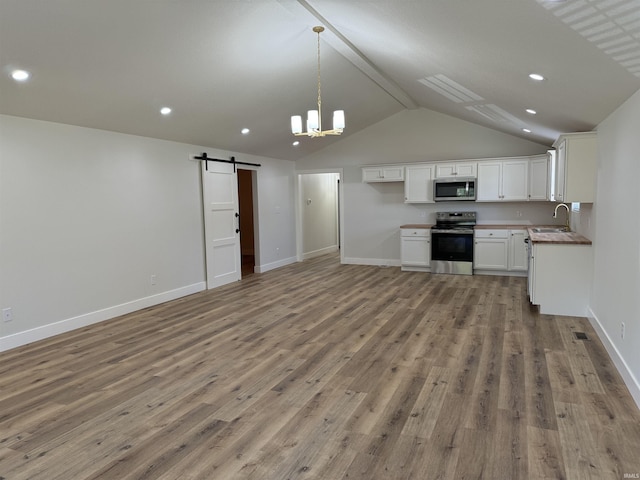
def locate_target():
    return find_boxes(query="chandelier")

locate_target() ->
[291,26,345,137]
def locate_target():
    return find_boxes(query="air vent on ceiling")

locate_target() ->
[418,74,484,103]
[537,0,640,78]
[465,104,524,125]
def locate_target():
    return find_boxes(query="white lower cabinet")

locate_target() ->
[401,229,430,271]
[508,230,528,271]
[528,243,592,316]
[474,228,528,275]
[474,230,508,270]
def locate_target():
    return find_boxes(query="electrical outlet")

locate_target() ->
[621,322,625,340]
[2,308,13,322]
[150,275,157,286]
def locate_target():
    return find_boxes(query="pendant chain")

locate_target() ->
[316,29,322,131]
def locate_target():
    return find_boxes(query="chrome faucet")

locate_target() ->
[553,203,570,230]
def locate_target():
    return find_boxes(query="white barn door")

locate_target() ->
[201,160,241,289]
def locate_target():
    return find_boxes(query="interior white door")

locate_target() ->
[201,160,241,289]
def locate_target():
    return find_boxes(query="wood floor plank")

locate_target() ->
[485,408,528,479]
[401,366,452,440]
[527,425,567,479]
[342,374,427,478]
[452,427,489,479]
[1,253,639,479]
[555,400,604,479]
[415,392,467,478]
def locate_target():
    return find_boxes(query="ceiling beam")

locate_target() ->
[278,0,419,109]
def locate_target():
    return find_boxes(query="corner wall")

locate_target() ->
[590,89,640,407]
[0,115,296,350]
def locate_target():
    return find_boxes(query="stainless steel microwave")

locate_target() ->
[433,177,476,201]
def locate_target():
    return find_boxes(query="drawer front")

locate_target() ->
[401,229,430,237]
[475,229,508,239]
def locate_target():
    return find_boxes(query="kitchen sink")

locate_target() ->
[531,227,569,233]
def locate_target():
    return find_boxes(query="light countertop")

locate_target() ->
[399,223,592,245]
[527,227,592,245]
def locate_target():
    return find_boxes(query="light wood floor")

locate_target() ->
[1,254,639,479]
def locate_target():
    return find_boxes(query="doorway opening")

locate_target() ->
[237,169,256,276]
[297,171,343,264]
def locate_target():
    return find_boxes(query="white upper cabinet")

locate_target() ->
[435,162,477,178]
[362,155,552,203]
[528,154,549,201]
[501,160,529,200]
[476,162,501,201]
[404,164,435,203]
[476,158,528,202]
[362,165,404,182]
[551,132,597,203]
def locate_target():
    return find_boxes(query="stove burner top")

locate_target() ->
[431,226,475,234]
[433,211,476,233]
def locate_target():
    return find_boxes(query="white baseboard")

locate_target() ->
[0,282,206,352]
[473,269,527,277]
[302,245,338,260]
[588,307,640,409]
[255,256,297,273]
[343,257,401,267]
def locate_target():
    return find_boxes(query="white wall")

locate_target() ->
[253,156,297,272]
[0,115,296,350]
[590,89,640,406]
[296,108,554,264]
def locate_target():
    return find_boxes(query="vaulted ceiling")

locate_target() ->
[2,0,639,161]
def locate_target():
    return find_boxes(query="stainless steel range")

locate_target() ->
[431,211,476,275]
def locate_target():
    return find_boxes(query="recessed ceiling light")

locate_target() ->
[522,128,532,133]
[11,69,30,82]
[526,108,537,115]
[529,73,545,81]
[292,141,300,146]
[160,107,172,115]
[241,128,250,135]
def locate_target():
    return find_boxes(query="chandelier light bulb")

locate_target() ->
[307,110,319,130]
[291,116,303,134]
